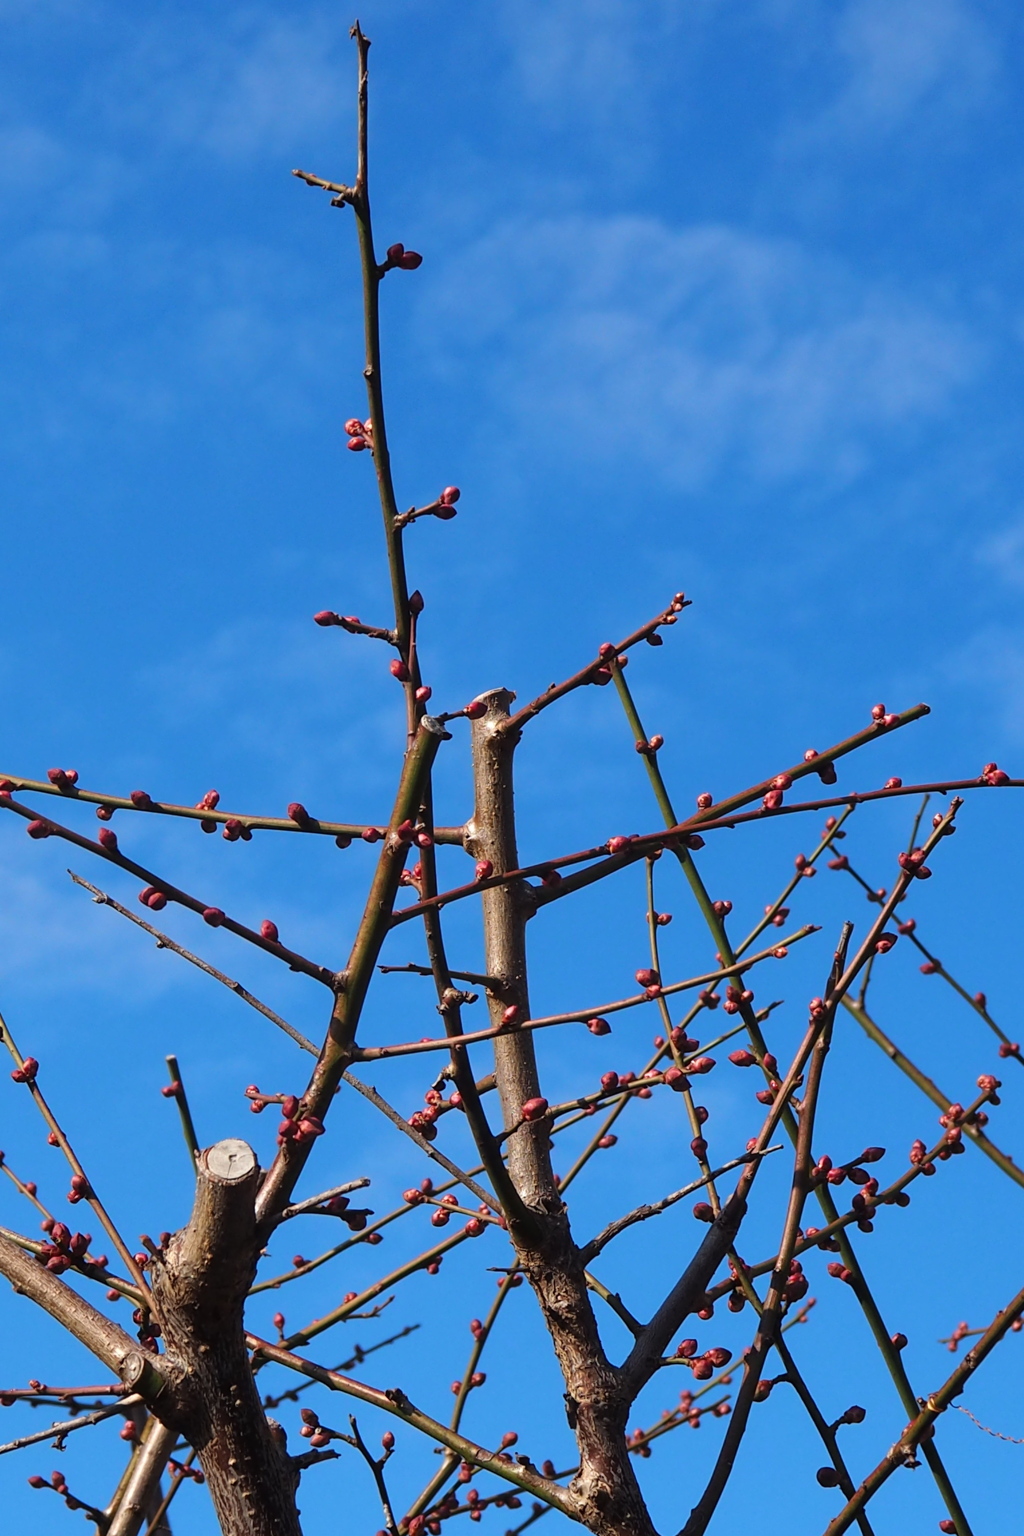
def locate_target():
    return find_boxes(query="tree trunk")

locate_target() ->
[151,1139,303,1536]
[467,691,657,1536]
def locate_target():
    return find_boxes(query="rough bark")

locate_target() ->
[466,690,656,1536]
[151,1139,302,1536]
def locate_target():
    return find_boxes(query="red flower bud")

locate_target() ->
[390,658,411,682]
[501,1005,520,1026]
[635,968,660,988]
[474,859,493,880]
[587,1017,611,1036]
[463,700,487,719]
[259,919,279,943]
[11,1057,39,1083]
[521,1097,548,1122]
[26,819,51,839]
[202,908,225,926]
[440,486,460,505]
[98,828,118,851]
[692,1202,714,1223]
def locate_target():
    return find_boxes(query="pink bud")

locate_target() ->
[728,1050,755,1067]
[11,1057,38,1083]
[344,418,363,435]
[501,1004,520,1026]
[202,908,225,926]
[440,486,460,505]
[98,828,118,851]
[635,967,660,988]
[398,250,423,269]
[260,919,279,942]
[884,776,902,790]
[130,789,153,809]
[347,436,367,451]
[521,1097,548,1122]
[26,819,51,839]
[474,859,493,881]
[287,802,310,826]
[607,835,630,854]
[415,685,432,702]
[871,704,886,721]
[696,792,713,810]
[597,1134,617,1148]
[692,1202,714,1223]
[587,1017,610,1036]
[390,659,411,682]
[146,890,167,910]
[361,826,383,842]
[314,610,340,627]
[463,700,487,720]
[762,789,784,811]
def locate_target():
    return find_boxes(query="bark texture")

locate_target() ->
[467,691,657,1536]
[152,1139,302,1536]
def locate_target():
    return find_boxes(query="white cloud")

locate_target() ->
[419,213,977,488]
[95,10,346,161]
[947,627,1024,740]
[976,515,1024,590]
[807,0,998,142]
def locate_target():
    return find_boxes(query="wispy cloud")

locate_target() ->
[976,514,1024,591]
[419,213,978,488]
[799,0,998,144]
[946,626,1024,741]
[97,9,346,161]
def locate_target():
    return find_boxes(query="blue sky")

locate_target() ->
[1,2,1023,1533]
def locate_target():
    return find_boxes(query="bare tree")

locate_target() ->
[0,25,1020,1536]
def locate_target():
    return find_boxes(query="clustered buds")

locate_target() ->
[423,485,461,522]
[383,242,423,271]
[345,417,374,452]
[635,967,661,998]
[870,703,900,729]
[275,1093,325,1149]
[46,768,78,791]
[980,761,1011,786]
[33,1219,98,1276]
[804,747,837,783]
